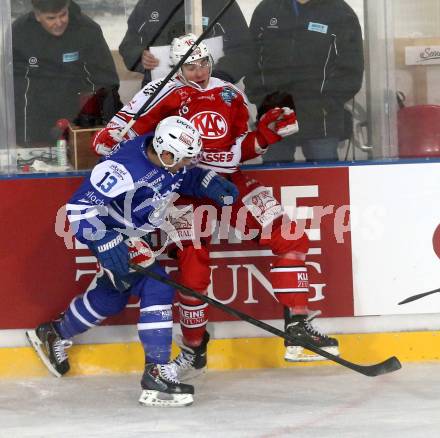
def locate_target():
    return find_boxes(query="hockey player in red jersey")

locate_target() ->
[92,33,339,377]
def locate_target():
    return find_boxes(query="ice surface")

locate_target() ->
[1,363,439,438]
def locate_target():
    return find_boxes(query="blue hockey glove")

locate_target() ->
[88,230,129,278]
[199,170,238,206]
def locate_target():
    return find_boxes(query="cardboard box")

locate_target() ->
[395,37,440,105]
[67,124,102,170]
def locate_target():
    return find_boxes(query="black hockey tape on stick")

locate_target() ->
[398,287,440,305]
[129,0,185,71]
[120,0,237,138]
[131,264,402,377]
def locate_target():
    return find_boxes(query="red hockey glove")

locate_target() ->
[255,107,299,147]
[91,127,126,156]
[127,237,155,269]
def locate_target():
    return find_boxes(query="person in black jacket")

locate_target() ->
[119,0,251,86]
[244,0,364,162]
[13,0,122,146]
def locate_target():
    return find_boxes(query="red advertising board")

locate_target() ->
[0,167,353,329]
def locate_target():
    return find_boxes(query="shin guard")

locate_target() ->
[270,252,309,313]
[176,245,211,347]
[178,298,209,347]
[138,304,173,364]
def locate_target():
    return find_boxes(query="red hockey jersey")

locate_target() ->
[103,76,264,173]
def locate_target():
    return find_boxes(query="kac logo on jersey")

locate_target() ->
[190,111,227,139]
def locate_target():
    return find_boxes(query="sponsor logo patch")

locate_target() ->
[150,11,159,22]
[179,132,194,147]
[220,87,237,106]
[242,186,283,228]
[28,56,38,66]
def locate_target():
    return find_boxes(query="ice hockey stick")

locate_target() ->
[131,264,402,377]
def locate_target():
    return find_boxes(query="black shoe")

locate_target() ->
[172,332,210,381]
[284,312,339,362]
[139,363,194,407]
[26,322,72,377]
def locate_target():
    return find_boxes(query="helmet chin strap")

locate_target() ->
[158,155,180,169]
[188,80,205,90]
[176,57,213,90]
[176,72,209,91]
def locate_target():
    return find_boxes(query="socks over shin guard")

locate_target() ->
[138,304,173,364]
[175,246,211,347]
[178,297,209,347]
[270,258,309,310]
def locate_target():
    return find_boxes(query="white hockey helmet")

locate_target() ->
[170,33,210,65]
[152,116,202,167]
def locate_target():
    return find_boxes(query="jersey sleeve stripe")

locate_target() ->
[65,203,93,211]
[67,209,100,222]
[114,81,178,124]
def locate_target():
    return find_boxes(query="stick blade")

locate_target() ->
[361,356,402,377]
[398,296,418,305]
[398,288,440,305]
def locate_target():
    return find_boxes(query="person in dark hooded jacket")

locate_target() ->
[245,0,364,162]
[12,0,122,146]
[118,0,251,86]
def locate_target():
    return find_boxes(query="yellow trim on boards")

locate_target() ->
[1,332,439,378]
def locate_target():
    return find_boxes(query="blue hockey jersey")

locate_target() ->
[66,135,206,242]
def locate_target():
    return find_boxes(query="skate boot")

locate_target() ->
[172,332,210,381]
[26,322,72,377]
[139,363,194,407]
[284,312,339,362]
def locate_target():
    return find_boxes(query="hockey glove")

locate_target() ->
[127,237,155,269]
[88,230,129,278]
[91,127,125,156]
[199,170,238,206]
[255,107,299,147]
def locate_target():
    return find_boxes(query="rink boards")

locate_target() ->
[1,161,440,376]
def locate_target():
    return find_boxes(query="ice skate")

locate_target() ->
[172,332,210,381]
[284,312,339,362]
[26,322,72,377]
[139,363,194,407]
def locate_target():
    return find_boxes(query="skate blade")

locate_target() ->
[139,390,194,407]
[284,346,340,363]
[25,330,62,378]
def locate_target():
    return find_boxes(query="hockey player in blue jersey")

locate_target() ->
[26,116,238,407]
